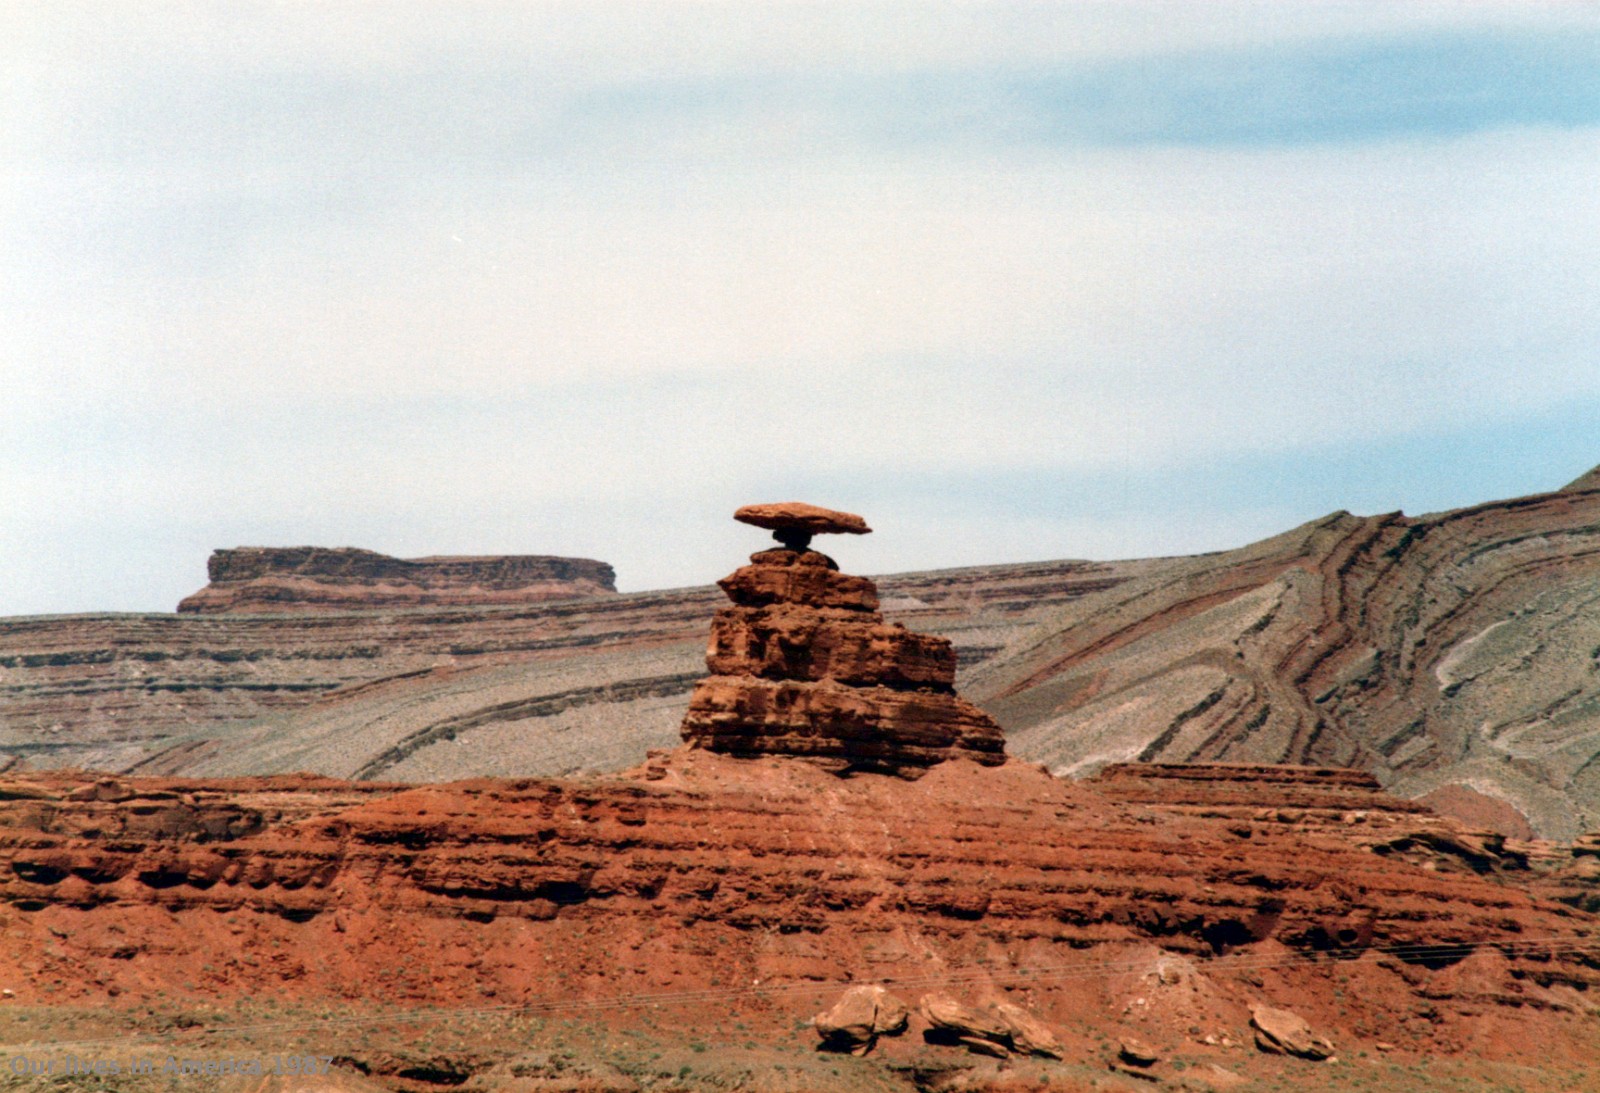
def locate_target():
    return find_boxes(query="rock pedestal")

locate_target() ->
[680,504,1006,774]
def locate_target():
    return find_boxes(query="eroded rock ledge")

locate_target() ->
[177,547,616,614]
[679,503,1007,773]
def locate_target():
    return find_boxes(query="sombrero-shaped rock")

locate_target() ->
[734,502,871,536]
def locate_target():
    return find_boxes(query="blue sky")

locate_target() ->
[3,2,1599,614]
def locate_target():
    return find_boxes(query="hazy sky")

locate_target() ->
[4,2,1599,615]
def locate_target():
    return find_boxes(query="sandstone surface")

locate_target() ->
[1250,1003,1335,1060]
[733,502,871,537]
[813,984,909,1054]
[679,512,1005,773]
[0,756,1595,1084]
[177,546,616,614]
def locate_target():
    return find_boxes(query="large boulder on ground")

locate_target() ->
[1250,1003,1334,1060]
[992,1001,1063,1058]
[814,984,910,1055]
[918,994,1060,1058]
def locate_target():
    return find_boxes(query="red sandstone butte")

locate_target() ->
[680,507,1005,773]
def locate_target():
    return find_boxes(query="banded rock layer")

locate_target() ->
[5,472,1600,838]
[177,546,616,614]
[0,757,1596,1069]
[0,562,1100,777]
[680,545,1006,772]
[969,470,1600,839]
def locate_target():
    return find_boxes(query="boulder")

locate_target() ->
[919,994,1012,1055]
[734,502,871,536]
[1118,1037,1160,1067]
[1250,1003,1334,1060]
[917,995,1062,1058]
[992,1001,1063,1058]
[814,984,910,1055]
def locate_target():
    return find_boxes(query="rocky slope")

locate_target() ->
[3,471,1600,838]
[0,561,1107,777]
[3,499,1599,1091]
[176,547,617,613]
[1,757,1596,1085]
[967,469,1600,840]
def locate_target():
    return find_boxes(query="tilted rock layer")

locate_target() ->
[970,468,1600,839]
[0,560,1087,777]
[177,546,616,614]
[680,545,1006,772]
[5,471,1600,838]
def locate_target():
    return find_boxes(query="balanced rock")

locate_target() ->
[736,501,870,536]
[735,501,870,552]
[681,507,1006,774]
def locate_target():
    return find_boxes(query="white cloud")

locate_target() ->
[9,1,1592,91]
[18,124,1596,429]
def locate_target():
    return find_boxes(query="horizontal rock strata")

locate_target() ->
[178,547,616,614]
[0,560,1108,776]
[0,756,1595,1064]
[681,530,1006,773]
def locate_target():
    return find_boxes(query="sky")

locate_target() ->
[3,1,1599,616]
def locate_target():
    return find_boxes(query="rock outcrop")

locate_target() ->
[909,994,1077,1060]
[0,559,1094,777]
[6,472,1600,838]
[177,547,616,613]
[679,504,1006,773]
[0,756,1597,1077]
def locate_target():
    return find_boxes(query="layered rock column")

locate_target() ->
[680,503,1006,773]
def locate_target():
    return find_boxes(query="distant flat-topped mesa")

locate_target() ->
[177,547,616,614]
[681,504,1006,774]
